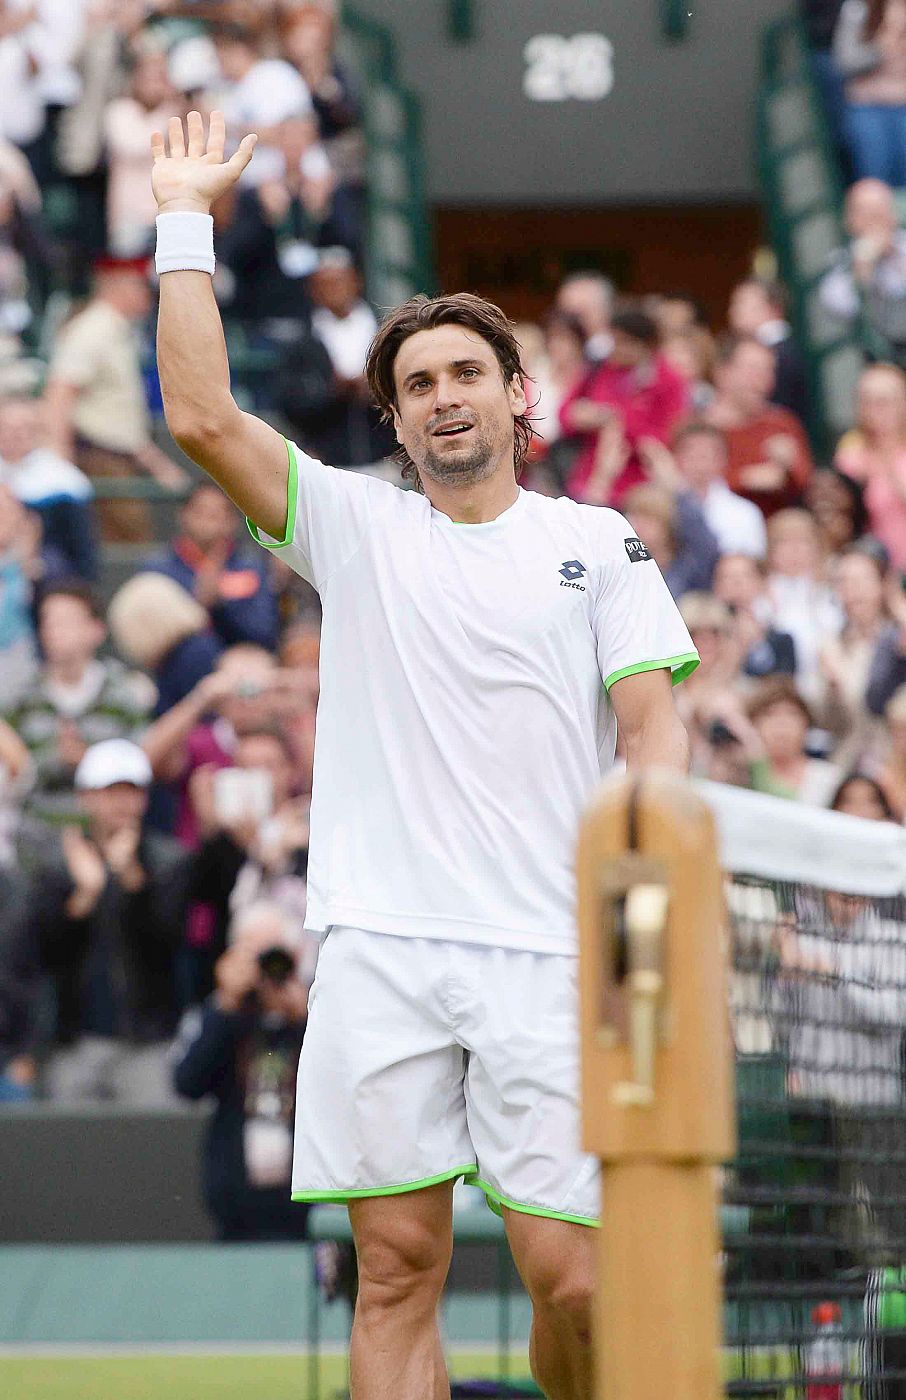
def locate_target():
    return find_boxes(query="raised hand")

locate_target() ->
[151,110,257,215]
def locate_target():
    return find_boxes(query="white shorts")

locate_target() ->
[292,926,600,1226]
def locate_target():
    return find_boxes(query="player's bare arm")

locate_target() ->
[152,110,289,539]
[610,667,690,774]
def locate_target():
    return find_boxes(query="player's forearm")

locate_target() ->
[623,712,691,775]
[158,270,238,453]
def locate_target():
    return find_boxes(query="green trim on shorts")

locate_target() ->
[473,1177,600,1229]
[245,436,298,549]
[604,651,700,693]
[291,1164,479,1204]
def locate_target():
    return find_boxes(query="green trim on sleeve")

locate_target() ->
[472,1178,600,1229]
[291,1163,478,1204]
[604,651,700,693]
[245,436,298,550]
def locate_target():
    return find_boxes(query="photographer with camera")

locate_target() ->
[173,900,310,1242]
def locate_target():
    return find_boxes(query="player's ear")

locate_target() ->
[508,373,528,419]
[391,406,404,444]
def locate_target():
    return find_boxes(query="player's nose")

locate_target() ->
[431,374,464,411]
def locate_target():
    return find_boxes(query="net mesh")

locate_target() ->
[717,785,906,1400]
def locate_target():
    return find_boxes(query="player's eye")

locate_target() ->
[460,367,479,380]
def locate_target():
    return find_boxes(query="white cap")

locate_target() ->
[75,740,152,792]
[168,36,220,94]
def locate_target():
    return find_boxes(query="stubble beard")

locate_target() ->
[417,425,499,488]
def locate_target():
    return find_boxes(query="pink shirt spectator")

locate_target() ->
[836,429,906,568]
[559,355,689,505]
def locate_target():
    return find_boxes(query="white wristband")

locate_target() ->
[155,212,215,276]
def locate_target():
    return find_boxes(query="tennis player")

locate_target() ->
[152,112,699,1400]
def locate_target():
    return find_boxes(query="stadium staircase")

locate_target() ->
[756,13,866,459]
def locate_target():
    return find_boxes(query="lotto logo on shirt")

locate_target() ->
[559,560,587,592]
[624,537,652,563]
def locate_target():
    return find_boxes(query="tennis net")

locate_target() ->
[703,782,906,1400]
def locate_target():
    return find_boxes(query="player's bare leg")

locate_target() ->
[503,1210,595,1400]
[347,1180,455,1400]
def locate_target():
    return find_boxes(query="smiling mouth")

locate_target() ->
[432,421,474,438]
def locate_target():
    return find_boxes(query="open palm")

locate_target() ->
[151,110,257,214]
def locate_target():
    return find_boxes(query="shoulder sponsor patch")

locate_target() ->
[624,536,651,563]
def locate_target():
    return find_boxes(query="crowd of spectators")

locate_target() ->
[2,0,906,1246]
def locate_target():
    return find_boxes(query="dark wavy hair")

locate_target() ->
[365,292,537,492]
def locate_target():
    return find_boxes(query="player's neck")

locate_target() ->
[424,470,520,525]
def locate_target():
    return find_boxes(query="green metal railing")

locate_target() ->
[661,0,691,42]
[756,14,865,458]
[342,7,435,308]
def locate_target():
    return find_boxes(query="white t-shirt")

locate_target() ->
[220,60,313,188]
[250,445,698,955]
[311,302,378,380]
[701,480,767,559]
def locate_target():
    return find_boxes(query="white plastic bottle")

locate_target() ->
[805,1301,845,1400]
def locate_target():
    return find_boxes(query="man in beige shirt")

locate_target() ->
[44,258,185,541]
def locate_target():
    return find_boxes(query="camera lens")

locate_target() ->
[257,947,295,986]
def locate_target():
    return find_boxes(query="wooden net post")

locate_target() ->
[577,771,735,1400]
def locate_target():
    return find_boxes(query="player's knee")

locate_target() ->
[355,1221,450,1312]
[528,1260,594,1344]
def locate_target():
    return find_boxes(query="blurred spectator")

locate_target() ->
[807,466,870,553]
[705,335,814,516]
[746,677,842,804]
[835,361,906,567]
[5,581,156,828]
[834,0,906,183]
[648,291,710,339]
[820,178,906,363]
[32,738,192,1104]
[765,509,843,701]
[143,482,279,652]
[0,2,51,165]
[559,307,689,506]
[103,46,181,257]
[0,483,37,706]
[0,395,97,579]
[622,480,720,599]
[863,558,906,709]
[281,4,360,147]
[659,327,716,413]
[141,642,309,846]
[173,900,309,1241]
[713,552,798,680]
[0,863,37,1101]
[280,4,364,247]
[871,682,906,811]
[44,257,187,541]
[818,545,895,735]
[0,715,29,862]
[830,769,896,816]
[0,133,57,346]
[187,723,313,991]
[217,115,339,327]
[276,249,392,466]
[672,592,746,774]
[108,571,224,715]
[213,20,313,188]
[801,0,849,149]
[554,270,614,363]
[522,311,592,485]
[727,277,810,423]
[672,420,767,557]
